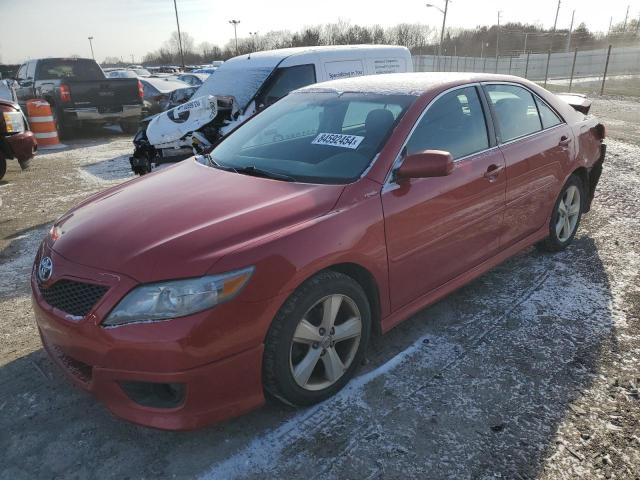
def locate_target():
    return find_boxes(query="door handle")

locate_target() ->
[483,164,504,180]
[559,135,572,146]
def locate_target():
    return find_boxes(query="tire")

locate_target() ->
[537,174,584,252]
[263,270,371,407]
[120,120,140,135]
[52,108,74,140]
[0,155,6,180]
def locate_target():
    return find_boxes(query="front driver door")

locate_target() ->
[382,85,507,311]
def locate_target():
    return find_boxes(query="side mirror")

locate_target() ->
[20,80,33,88]
[396,150,454,180]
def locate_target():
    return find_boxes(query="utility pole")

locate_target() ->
[131,54,135,64]
[553,0,561,32]
[566,9,575,52]
[608,16,613,36]
[87,36,95,60]
[623,5,630,31]
[173,0,185,68]
[523,32,529,53]
[426,1,450,72]
[229,20,241,55]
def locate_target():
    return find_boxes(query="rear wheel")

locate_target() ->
[52,108,75,140]
[537,174,584,252]
[263,271,371,406]
[0,155,6,180]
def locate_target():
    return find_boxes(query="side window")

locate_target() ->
[485,84,542,142]
[406,86,489,160]
[535,96,562,129]
[142,82,158,99]
[25,61,36,79]
[259,64,316,106]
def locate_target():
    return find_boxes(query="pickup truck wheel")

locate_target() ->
[537,174,584,252]
[263,271,371,407]
[119,120,139,135]
[52,109,74,140]
[0,155,6,180]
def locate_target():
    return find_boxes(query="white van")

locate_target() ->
[130,45,412,174]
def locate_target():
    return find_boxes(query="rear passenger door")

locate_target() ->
[382,85,507,311]
[483,83,571,247]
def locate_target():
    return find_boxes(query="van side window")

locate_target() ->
[406,86,489,160]
[258,65,316,106]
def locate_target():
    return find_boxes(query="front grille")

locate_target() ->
[38,279,108,318]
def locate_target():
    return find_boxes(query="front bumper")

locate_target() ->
[30,247,282,430]
[63,104,141,123]
[1,130,37,163]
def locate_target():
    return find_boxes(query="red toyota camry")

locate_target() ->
[31,73,606,430]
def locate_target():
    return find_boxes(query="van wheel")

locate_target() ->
[0,155,6,180]
[263,271,371,406]
[537,174,584,252]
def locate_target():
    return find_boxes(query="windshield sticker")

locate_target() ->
[312,133,364,149]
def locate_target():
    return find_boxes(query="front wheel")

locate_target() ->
[537,174,584,252]
[263,271,371,406]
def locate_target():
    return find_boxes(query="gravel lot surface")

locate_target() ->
[0,98,638,479]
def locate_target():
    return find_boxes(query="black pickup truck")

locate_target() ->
[14,58,143,137]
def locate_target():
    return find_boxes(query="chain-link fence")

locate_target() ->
[413,45,640,97]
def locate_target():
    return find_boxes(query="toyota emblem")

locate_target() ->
[38,256,53,282]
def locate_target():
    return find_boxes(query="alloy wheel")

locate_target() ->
[555,184,581,242]
[289,294,362,391]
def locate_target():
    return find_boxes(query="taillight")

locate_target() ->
[137,80,144,99]
[59,84,71,103]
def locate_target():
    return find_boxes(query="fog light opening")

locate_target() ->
[119,381,185,409]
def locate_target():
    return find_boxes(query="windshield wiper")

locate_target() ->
[205,155,237,172]
[232,165,295,182]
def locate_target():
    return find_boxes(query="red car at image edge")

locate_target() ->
[31,73,606,430]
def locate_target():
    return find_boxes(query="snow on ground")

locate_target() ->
[0,124,638,478]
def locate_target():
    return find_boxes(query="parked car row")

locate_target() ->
[130,44,413,174]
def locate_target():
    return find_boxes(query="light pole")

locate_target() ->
[552,0,561,32]
[496,11,501,66]
[426,1,450,71]
[229,20,241,55]
[249,31,258,51]
[87,36,95,60]
[173,0,185,68]
[565,9,575,52]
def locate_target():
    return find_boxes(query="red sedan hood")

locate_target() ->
[51,160,344,282]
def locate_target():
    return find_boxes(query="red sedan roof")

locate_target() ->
[299,72,533,96]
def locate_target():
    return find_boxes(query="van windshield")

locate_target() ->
[208,91,416,184]
[193,65,275,110]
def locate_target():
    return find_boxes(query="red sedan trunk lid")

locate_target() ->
[51,160,344,282]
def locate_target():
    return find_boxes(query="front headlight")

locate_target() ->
[103,267,254,327]
[2,111,25,133]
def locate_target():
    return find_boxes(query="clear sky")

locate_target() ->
[0,0,635,63]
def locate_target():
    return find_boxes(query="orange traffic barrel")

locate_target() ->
[26,99,64,149]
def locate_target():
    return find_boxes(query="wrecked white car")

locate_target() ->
[130,44,412,175]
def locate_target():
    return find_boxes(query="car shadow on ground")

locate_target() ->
[80,154,135,183]
[0,235,615,479]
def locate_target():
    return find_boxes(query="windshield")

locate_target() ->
[209,91,416,184]
[193,65,275,110]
